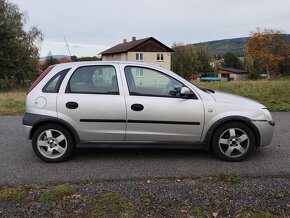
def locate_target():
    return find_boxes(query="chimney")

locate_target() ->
[123,39,127,43]
[132,36,136,41]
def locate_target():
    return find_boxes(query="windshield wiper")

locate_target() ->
[200,88,215,94]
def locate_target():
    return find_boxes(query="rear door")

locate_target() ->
[120,64,204,142]
[57,64,126,141]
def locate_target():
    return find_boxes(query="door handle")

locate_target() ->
[66,101,79,109]
[131,103,144,111]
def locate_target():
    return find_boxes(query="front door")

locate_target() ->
[57,64,126,141]
[121,65,204,142]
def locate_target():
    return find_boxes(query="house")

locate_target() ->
[100,37,173,70]
[190,73,202,82]
[218,67,248,81]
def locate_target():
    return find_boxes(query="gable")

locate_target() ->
[100,37,173,55]
[130,38,173,52]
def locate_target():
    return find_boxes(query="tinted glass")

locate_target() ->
[125,66,184,97]
[68,65,118,94]
[43,68,70,93]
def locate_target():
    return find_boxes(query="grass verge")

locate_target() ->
[92,191,134,218]
[0,91,26,115]
[41,184,77,201]
[0,177,289,217]
[194,79,290,111]
[0,187,28,201]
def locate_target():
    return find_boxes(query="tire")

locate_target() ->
[32,124,75,163]
[211,122,255,162]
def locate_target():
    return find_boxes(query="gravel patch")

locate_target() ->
[0,176,290,217]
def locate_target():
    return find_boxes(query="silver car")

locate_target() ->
[23,61,275,162]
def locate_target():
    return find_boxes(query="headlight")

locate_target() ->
[263,108,272,121]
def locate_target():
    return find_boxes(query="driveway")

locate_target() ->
[0,112,289,185]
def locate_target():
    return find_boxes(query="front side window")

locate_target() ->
[135,53,143,61]
[125,66,185,97]
[67,65,118,94]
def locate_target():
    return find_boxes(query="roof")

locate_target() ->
[218,67,248,74]
[100,37,173,55]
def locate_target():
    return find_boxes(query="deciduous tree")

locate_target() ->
[245,28,288,78]
[222,52,243,69]
[171,42,197,80]
[195,44,214,74]
[0,0,42,88]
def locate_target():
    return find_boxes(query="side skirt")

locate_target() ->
[76,141,206,150]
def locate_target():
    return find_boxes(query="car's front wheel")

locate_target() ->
[32,124,75,163]
[211,122,255,161]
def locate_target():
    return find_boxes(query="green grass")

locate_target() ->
[239,211,279,218]
[41,184,77,201]
[218,173,244,184]
[92,191,134,218]
[0,91,26,115]
[193,79,290,111]
[0,187,27,201]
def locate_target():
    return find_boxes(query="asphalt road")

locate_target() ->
[0,113,289,185]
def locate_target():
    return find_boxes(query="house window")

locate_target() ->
[157,53,164,61]
[136,53,143,61]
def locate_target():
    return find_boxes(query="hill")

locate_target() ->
[39,55,70,61]
[192,34,290,55]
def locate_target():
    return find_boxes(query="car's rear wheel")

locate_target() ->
[32,124,75,163]
[211,122,255,161]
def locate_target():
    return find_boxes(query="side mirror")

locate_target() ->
[180,87,191,95]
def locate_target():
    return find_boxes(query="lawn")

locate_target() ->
[194,79,290,112]
[0,91,26,116]
[0,79,289,116]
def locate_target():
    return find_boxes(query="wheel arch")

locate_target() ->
[23,113,80,142]
[203,116,261,150]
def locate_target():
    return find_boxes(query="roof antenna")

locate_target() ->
[64,36,72,61]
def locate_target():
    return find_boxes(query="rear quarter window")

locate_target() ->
[42,68,71,93]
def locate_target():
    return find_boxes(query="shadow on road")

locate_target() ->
[71,147,263,162]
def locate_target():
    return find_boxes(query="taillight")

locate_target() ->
[28,65,55,93]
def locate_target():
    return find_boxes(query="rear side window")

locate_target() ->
[66,65,119,94]
[43,68,70,93]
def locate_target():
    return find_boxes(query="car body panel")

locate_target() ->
[118,63,205,142]
[57,63,127,141]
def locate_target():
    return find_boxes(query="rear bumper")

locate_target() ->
[23,125,32,140]
[252,120,275,147]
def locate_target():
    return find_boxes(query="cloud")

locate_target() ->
[11,0,290,56]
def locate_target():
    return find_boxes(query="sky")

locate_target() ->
[10,0,290,57]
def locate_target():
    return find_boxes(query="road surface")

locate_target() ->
[0,113,289,185]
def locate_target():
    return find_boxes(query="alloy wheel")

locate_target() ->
[218,127,250,158]
[36,129,68,159]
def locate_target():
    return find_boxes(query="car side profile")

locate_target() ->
[23,61,275,162]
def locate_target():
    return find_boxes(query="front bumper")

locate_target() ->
[252,120,275,147]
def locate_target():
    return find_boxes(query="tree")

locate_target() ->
[72,56,101,62]
[222,52,243,69]
[195,44,214,74]
[245,28,288,78]
[0,0,42,88]
[171,42,198,80]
